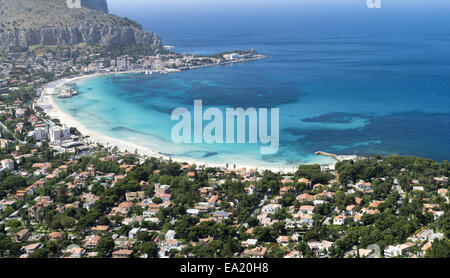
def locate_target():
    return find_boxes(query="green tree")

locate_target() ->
[29,248,49,258]
[97,237,115,257]
[1,175,27,191]
[140,241,158,258]
[425,240,450,258]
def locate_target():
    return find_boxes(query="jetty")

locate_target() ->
[315,151,360,162]
[315,151,343,162]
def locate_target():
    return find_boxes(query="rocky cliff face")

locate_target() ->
[0,0,163,53]
[70,0,109,13]
[0,24,163,52]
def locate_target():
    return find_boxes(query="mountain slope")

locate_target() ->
[0,0,163,52]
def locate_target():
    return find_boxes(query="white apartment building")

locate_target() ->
[49,125,70,143]
[15,108,25,118]
[261,204,282,214]
[34,127,48,141]
[384,245,402,258]
[1,159,14,172]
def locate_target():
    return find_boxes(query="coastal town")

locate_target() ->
[0,44,448,259]
[2,0,450,255]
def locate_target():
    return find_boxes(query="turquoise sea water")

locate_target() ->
[54,1,450,168]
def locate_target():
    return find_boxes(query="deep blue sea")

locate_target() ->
[54,0,450,168]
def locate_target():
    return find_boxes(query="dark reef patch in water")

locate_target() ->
[302,112,372,124]
[286,112,450,161]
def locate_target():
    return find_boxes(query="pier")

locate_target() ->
[315,151,343,162]
[315,151,359,162]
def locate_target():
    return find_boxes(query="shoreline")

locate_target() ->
[38,70,339,174]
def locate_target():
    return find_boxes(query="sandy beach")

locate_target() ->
[40,74,166,157]
[37,72,336,174]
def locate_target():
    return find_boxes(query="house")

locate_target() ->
[369,200,384,208]
[112,201,133,215]
[15,229,29,242]
[313,183,325,190]
[276,236,290,245]
[181,164,191,172]
[296,193,314,203]
[213,211,231,221]
[362,208,380,215]
[307,241,333,257]
[242,246,267,258]
[195,203,210,213]
[0,199,16,213]
[438,188,448,197]
[313,199,326,206]
[128,228,140,239]
[125,191,145,202]
[430,210,445,220]
[158,193,172,202]
[140,180,150,187]
[261,204,282,214]
[355,180,371,191]
[434,176,448,183]
[299,205,315,215]
[143,208,158,218]
[154,184,171,197]
[241,239,258,248]
[281,179,294,185]
[21,243,42,254]
[158,248,169,258]
[421,242,432,254]
[258,213,279,227]
[112,249,133,258]
[1,158,14,172]
[199,186,214,198]
[244,184,255,195]
[384,245,402,258]
[15,108,25,118]
[165,230,176,240]
[297,178,310,185]
[345,205,356,216]
[48,232,64,241]
[208,195,219,207]
[161,239,182,251]
[333,215,347,225]
[0,138,12,149]
[186,209,200,216]
[293,214,315,228]
[83,235,101,248]
[115,238,134,250]
[415,229,444,242]
[284,250,302,258]
[355,197,363,205]
[91,225,109,235]
[358,249,373,258]
[70,247,86,258]
[398,242,415,254]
